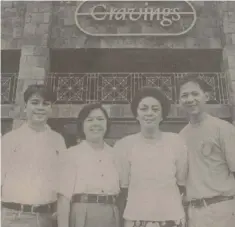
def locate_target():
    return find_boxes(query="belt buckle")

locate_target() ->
[202,199,208,207]
[20,204,24,212]
[48,204,51,213]
[81,194,88,203]
[192,198,206,208]
[96,195,100,203]
[106,195,109,203]
[190,199,198,208]
[190,199,195,207]
[112,196,116,204]
[31,204,39,214]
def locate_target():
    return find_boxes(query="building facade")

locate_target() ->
[1,1,235,146]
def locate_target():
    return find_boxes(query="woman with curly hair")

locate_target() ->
[115,87,188,227]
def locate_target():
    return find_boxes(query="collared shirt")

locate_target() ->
[1,123,66,204]
[179,114,235,200]
[114,132,188,221]
[59,140,120,199]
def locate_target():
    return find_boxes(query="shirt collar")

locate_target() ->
[188,113,210,128]
[80,140,111,153]
[19,122,51,135]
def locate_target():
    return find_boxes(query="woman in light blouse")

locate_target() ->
[115,87,188,227]
[58,103,120,227]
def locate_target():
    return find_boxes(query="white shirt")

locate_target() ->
[1,123,66,204]
[114,132,188,221]
[59,140,120,199]
[180,114,235,200]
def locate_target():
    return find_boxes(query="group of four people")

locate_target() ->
[2,76,235,227]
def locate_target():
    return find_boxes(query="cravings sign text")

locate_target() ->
[75,0,197,36]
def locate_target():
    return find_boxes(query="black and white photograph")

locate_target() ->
[1,1,235,227]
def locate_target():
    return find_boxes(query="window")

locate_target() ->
[1,50,21,104]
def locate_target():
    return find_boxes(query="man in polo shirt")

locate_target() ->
[1,84,66,227]
[179,76,235,227]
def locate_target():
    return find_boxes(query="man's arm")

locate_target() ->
[55,133,67,154]
[57,150,76,227]
[113,138,131,224]
[175,136,188,190]
[220,123,235,174]
[1,132,15,186]
[57,194,70,227]
[117,188,128,227]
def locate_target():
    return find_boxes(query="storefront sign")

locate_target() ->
[75,0,197,36]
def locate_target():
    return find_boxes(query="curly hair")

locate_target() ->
[131,87,171,120]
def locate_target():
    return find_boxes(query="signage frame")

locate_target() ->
[74,0,197,37]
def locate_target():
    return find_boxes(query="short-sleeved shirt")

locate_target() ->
[1,123,66,204]
[59,140,120,199]
[179,114,235,200]
[114,132,188,221]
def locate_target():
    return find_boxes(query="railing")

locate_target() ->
[1,72,230,105]
[1,73,18,104]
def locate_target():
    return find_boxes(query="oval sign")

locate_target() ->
[75,0,197,37]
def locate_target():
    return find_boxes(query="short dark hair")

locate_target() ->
[24,84,55,103]
[179,75,211,93]
[77,103,110,139]
[131,87,171,120]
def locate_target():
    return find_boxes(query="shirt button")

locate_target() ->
[99,160,101,162]
[101,174,104,177]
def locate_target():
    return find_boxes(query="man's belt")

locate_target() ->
[188,195,234,208]
[1,201,57,214]
[71,194,117,205]
[132,220,184,227]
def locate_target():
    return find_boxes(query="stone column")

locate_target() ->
[13,1,53,129]
[219,1,235,125]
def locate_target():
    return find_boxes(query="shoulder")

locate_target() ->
[210,116,234,128]
[164,132,186,145]
[48,128,65,142]
[2,129,17,140]
[207,116,235,134]
[113,134,140,158]
[59,143,82,165]
[163,132,187,158]
[1,126,24,145]
[104,142,114,152]
[164,131,180,138]
[47,126,66,150]
[179,123,190,137]
[66,143,84,156]
[114,133,140,148]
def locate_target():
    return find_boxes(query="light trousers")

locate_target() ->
[188,199,235,227]
[69,202,120,227]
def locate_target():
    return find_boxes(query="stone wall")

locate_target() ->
[218,1,235,125]
[12,1,54,128]
[2,1,235,124]
[1,1,26,49]
[50,1,222,49]
[1,1,223,49]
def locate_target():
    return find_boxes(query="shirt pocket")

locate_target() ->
[200,138,221,158]
[200,140,213,157]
